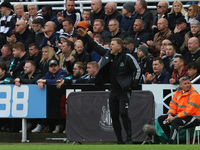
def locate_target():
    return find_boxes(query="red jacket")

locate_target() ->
[171,66,188,84]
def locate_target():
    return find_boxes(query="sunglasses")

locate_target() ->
[188,9,192,11]
[157,5,165,8]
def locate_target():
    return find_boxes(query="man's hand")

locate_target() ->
[165,114,175,123]
[169,78,176,84]
[14,78,21,87]
[6,36,16,44]
[37,82,44,90]
[77,28,87,37]
[147,40,154,47]
[56,79,64,89]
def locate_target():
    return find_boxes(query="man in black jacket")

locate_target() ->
[77,28,141,144]
[14,60,43,86]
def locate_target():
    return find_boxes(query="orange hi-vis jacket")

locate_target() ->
[167,84,200,120]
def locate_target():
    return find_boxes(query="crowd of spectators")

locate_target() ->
[0,0,200,134]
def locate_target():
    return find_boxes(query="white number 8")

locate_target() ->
[12,86,29,117]
[0,86,11,117]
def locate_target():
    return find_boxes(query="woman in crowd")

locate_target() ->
[39,46,59,75]
[185,4,200,23]
[168,0,187,31]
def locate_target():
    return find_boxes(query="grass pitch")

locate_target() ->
[0,144,200,150]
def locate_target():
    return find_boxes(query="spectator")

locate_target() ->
[37,59,68,89]
[41,5,59,30]
[40,21,59,51]
[128,0,153,35]
[147,18,172,57]
[32,18,45,46]
[185,4,200,23]
[169,55,188,84]
[187,62,200,84]
[185,37,200,65]
[7,19,35,51]
[58,18,78,42]
[168,18,190,53]
[128,19,150,49]
[58,0,81,27]
[92,19,109,38]
[10,3,26,34]
[123,37,135,57]
[144,57,170,84]
[14,60,43,86]
[39,46,59,76]
[0,62,9,83]
[0,1,14,48]
[120,2,135,31]
[9,42,29,79]
[137,45,153,83]
[0,44,14,71]
[56,61,85,88]
[162,43,180,74]
[152,1,169,36]
[106,19,128,43]
[28,43,42,69]
[72,40,91,65]
[168,0,187,31]
[90,0,105,30]
[180,20,200,55]
[76,61,99,83]
[58,41,76,75]
[91,35,103,62]
[104,2,122,31]
[158,76,200,144]
[23,4,43,29]
[159,39,172,58]
[82,9,91,28]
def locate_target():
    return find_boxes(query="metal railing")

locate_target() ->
[0,0,192,12]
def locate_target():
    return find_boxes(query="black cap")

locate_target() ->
[0,2,12,9]
[49,59,58,67]
[175,17,187,24]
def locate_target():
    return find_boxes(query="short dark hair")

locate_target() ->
[175,55,185,65]
[32,18,44,27]
[94,35,104,44]
[153,57,163,64]
[42,5,52,11]
[0,62,7,72]
[187,62,199,71]
[139,0,147,9]
[29,43,39,50]
[62,18,74,26]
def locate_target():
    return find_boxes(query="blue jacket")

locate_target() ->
[40,68,68,85]
[155,68,171,84]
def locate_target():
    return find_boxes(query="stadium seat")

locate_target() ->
[192,126,200,144]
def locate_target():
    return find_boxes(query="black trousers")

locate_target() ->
[109,91,132,141]
[158,115,200,144]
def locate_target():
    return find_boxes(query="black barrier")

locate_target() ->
[66,90,154,142]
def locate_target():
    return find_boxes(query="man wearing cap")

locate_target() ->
[137,45,153,82]
[120,2,135,32]
[0,1,14,49]
[169,17,190,54]
[77,27,141,144]
[144,57,171,84]
[37,59,68,90]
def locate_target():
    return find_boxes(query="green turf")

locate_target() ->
[0,145,200,150]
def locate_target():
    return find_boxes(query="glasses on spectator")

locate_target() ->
[108,24,117,27]
[28,8,35,11]
[188,9,192,11]
[157,5,165,8]
[73,68,79,71]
